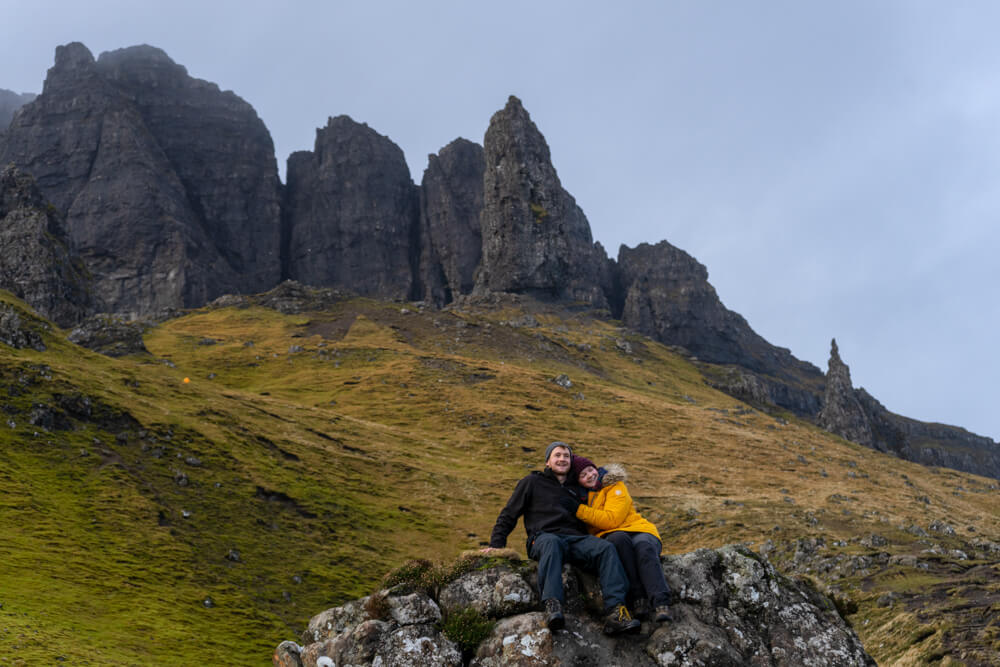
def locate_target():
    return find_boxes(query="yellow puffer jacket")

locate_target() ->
[575,463,661,542]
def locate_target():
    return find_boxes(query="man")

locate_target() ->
[481,441,640,634]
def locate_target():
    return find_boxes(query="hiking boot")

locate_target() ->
[602,604,641,635]
[544,598,565,631]
[654,605,672,623]
[631,597,651,620]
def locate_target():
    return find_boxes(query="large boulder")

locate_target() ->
[474,96,612,308]
[418,138,485,305]
[284,115,420,300]
[276,545,874,667]
[0,164,91,327]
[0,42,282,316]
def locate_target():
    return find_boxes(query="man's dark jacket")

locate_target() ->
[489,468,588,550]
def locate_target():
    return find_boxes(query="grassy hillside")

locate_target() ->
[1,288,998,665]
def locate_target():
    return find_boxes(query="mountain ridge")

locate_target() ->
[1,43,996,480]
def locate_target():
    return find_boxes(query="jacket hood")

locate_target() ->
[601,463,627,485]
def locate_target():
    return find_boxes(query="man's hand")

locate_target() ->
[558,494,582,516]
[479,546,500,555]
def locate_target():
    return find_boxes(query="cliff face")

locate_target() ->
[617,240,825,414]
[418,138,484,305]
[474,96,612,308]
[283,116,420,300]
[0,165,91,327]
[0,43,281,316]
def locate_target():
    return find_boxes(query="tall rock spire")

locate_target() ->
[817,339,874,446]
[474,96,611,307]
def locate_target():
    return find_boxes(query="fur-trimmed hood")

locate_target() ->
[600,462,627,486]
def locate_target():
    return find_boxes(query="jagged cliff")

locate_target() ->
[284,116,420,300]
[473,96,613,308]
[616,240,825,415]
[2,41,996,480]
[0,43,282,316]
[418,138,484,305]
[0,165,91,327]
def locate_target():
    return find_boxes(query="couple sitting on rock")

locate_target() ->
[481,440,671,635]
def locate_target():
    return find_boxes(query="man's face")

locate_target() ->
[546,446,572,475]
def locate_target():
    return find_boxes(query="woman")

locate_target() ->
[567,455,672,622]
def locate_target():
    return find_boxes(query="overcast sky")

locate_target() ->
[3,1,999,441]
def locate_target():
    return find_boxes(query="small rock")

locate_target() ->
[551,374,572,389]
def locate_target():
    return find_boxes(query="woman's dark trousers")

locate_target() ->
[603,531,670,607]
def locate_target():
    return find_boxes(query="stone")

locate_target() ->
[67,314,149,357]
[284,115,419,300]
[279,546,874,666]
[438,564,538,618]
[300,597,371,645]
[0,165,91,327]
[474,96,611,308]
[271,641,303,667]
[0,302,47,351]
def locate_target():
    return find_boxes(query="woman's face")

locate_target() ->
[578,465,600,489]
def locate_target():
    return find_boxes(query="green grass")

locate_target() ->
[2,288,1000,664]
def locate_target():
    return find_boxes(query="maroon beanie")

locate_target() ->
[571,455,597,478]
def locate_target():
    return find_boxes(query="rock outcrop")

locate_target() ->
[816,339,1000,477]
[0,300,49,351]
[0,43,282,316]
[284,116,420,300]
[817,339,875,446]
[67,314,150,357]
[275,545,874,667]
[0,89,35,130]
[474,96,612,308]
[617,241,824,414]
[0,165,91,327]
[418,138,485,305]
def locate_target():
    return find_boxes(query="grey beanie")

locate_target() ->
[545,441,572,462]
